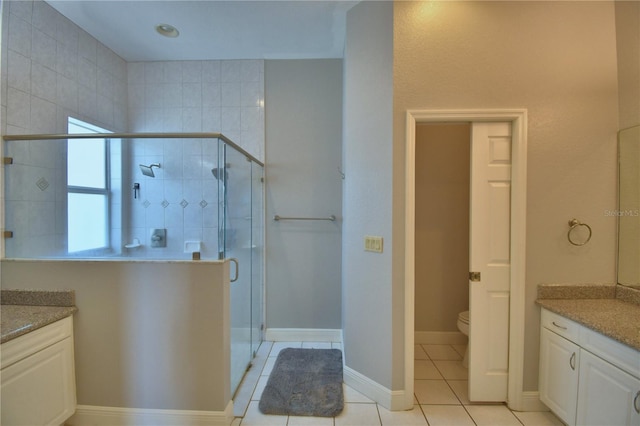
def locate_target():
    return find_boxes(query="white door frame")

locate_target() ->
[404,109,528,411]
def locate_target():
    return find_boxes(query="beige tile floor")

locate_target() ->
[232,341,563,426]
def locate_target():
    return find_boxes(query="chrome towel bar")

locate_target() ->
[274,215,336,222]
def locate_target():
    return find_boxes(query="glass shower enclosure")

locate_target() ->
[218,141,265,394]
[2,132,264,396]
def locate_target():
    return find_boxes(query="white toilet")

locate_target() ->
[457,310,470,368]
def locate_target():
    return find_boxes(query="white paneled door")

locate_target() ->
[469,122,512,401]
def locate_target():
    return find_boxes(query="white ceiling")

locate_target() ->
[47,0,357,62]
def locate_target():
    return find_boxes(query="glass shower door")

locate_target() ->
[251,162,264,358]
[220,143,253,395]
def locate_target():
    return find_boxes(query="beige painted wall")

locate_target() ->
[415,124,470,332]
[393,1,619,391]
[1,260,231,412]
[615,1,640,130]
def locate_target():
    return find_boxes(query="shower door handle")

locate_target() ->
[230,258,239,283]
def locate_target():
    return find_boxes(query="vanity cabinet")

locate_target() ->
[576,350,640,426]
[1,316,77,426]
[539,327,580,425]
[539,308,640,426]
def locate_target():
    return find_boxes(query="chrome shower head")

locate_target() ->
[140,163,161,178]
[211,167,229,181]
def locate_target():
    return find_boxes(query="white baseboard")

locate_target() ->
[415,331,468,345]
[66,401,234,426]
[343,365,407,411]
[265,328,342,342]
[511,391,549,412]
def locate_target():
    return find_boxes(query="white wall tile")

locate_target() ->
[163,138,183,158]
[145,108,163,131]
[96,94,114,127]
[96,43,116,75]
[77,57,97,90]
[30,96,56,133]
[241,107,262,131]
[29,201,55,235]
[145,84,163,108]
[7,87,30,128]
[221,60,242,82]
[31,28,56,69]
[221,82,241,106]
[183,155,203,179]
[164,179,182,203]
[182,138,202,156]
[55,14,79,49]
[56,74,78,112]
[143,138,163,157]
[127,84,145,109]
[8,50,31,92]
[182,61,202,83]
[182,107,202,132]
[78,30,97,63]
[202,60,221,82]
[241,81,262,107]
[97,68,114,99]
[183,83,202,107]
[163,61,182,83]
[163,83,183,107]
[202,107,222,132]
[56,41,78,79]
[145,62,164,84]
[78,85,98,122]
[163,107,183,131]
[164,204,184,228]
[241,60,262,82]
[8,13,32,57]
[202,83,221,107]
[10,0,33,23]
[128,62,145,86]
[31,1,57,38]
[221,107,241,131]
[145,204,165,228]
[183,179,203,202]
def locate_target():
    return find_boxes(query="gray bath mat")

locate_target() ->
[259,348,344,417]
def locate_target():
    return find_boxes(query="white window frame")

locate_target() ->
[67,117,112,255]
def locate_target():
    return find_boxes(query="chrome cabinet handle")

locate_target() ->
[569,352,576,370]
[634,390,640,414]
[230,258,239,283]
[552,321,568,330]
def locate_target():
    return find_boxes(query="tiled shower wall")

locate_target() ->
[1,0,265,258]
[125,60,264,259]
[1,0,128,257]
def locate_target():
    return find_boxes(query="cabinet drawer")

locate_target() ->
[541,308,580,342]
[1,316,73,369]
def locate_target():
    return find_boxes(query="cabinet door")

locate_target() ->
[1,337,76,426]
[539,328,580,426]
[577,350,640,426]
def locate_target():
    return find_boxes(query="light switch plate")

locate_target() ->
[364,235,383,253]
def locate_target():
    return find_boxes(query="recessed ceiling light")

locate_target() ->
[155,23,179,38]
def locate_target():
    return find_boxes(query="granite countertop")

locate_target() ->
[1,289,78,344]
[536,284,640,351]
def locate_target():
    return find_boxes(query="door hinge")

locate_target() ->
[3,157,13,165]
[469,271,481,282]
[3,231,13,239]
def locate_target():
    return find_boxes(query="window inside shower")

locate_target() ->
[67,118,111,254]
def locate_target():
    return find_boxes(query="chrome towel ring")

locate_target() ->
[568,219,592,246]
